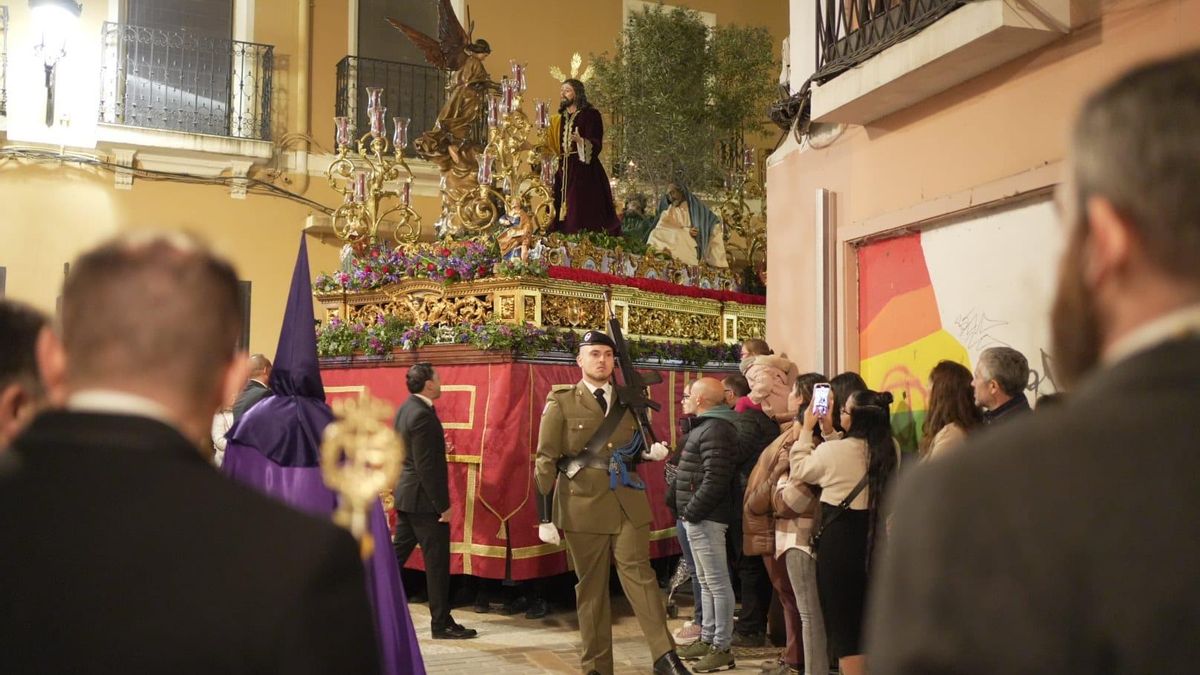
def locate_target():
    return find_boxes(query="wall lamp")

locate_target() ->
[29,0,82,126]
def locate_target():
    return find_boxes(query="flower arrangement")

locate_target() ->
[313,240,500,293]
[316,314,412,356]
[494,256,549,278]
[316,317,740,367]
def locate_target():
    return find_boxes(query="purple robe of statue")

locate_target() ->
[223,234,425,675]
[550,106,622,236]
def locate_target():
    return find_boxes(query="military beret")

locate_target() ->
[579,330,616,350]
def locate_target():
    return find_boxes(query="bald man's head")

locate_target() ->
[690,377,725,413]
[248,354,272,383]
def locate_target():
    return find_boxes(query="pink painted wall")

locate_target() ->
[765,0,1200,371]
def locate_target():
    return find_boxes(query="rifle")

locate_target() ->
[538,293,665,523]
[603,290,662,447]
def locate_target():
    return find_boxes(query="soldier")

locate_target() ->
[535,330,690,675]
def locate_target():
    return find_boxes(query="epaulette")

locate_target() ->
[550,384,575,393]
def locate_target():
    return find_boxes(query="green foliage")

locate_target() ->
[593,5,716,193]
[592,6,777,194]
[709,24,778,141]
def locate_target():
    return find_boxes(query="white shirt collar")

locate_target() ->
[413,393,434,408]
[1104,303,1200,365]
[67,389,176,428]
[581,380,613,400]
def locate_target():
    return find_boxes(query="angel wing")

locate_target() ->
[388,0,470,71]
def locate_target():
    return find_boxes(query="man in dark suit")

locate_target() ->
[869,51,1200,675]
[232,353,272,422]
[0,233,378,674]
[0,300,50,449]
[393,362,477,639]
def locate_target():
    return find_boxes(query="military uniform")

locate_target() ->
[535,363,675,674]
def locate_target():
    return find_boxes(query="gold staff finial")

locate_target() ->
[321,390,404,559]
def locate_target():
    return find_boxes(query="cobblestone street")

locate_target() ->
[409,598,782,673]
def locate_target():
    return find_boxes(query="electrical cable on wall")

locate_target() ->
[0,147,335,215]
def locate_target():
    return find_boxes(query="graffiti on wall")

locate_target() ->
[856,199,1062,452]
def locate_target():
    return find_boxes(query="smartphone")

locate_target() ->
[812,383,832,417]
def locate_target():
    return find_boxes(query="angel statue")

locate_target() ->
[389,0,497,193]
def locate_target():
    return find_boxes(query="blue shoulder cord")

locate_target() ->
[609,430,646,490]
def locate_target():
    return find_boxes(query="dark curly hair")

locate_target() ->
[559,78,592,112]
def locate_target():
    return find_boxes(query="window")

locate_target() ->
[357,0,437,65]
[100,0,273,140]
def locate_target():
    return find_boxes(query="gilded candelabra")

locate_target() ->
[320,391,404,558]
[717,146,767,269]
[451,61,556,236]
[327,87,421,246]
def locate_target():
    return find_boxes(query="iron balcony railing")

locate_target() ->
[815,0,966,83]
[335,56,446,156]
[98,21,274,140]
[1,6,9,117]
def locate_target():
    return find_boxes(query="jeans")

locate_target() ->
[785,548,829,675]
[684,519,734,650]
[676,518,703,624]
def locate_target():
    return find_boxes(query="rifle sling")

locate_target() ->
[556,399,628,479]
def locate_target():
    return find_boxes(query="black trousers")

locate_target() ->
[735,547,774,634]
[393,511,451,630]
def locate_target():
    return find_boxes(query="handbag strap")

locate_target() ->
[811,472,869,542]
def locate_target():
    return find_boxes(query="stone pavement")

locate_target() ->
[409,597,783,674]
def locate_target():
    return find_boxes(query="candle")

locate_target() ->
[370,106,387,138]
[353,171,368,203]
[366,87,384,114]
[540,156,555,184]
[743,147,755,170]
[402,181,411,206]
[513,62,527,92]
[393,116,410,151]
[487,97,500,128]
[477,153,492,184]
[334,116,351,147]
[534,100,547,129]
[502,77,515,113]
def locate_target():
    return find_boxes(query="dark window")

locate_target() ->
[0,266,6,296]
[121,0,236,137]
[237,280,251,351]
[358,0,439,65]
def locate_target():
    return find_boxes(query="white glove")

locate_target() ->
[642,441,669,462]
[537,522,561,546]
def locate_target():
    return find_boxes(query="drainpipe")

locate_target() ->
[293,0,313,192]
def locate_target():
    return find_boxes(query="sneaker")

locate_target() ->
[693,647,735,672]
[731,631,766,648]
[673,621,702,644]
[676,639,712,660]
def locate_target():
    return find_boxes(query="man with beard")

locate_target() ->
[868,51,1200,674]
[547,79,622,236]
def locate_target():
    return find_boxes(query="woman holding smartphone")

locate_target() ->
[782,388,898,675]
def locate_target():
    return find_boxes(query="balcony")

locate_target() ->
[98,21,274,141]
[810,0,1072,125]
[335,56,446,157]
